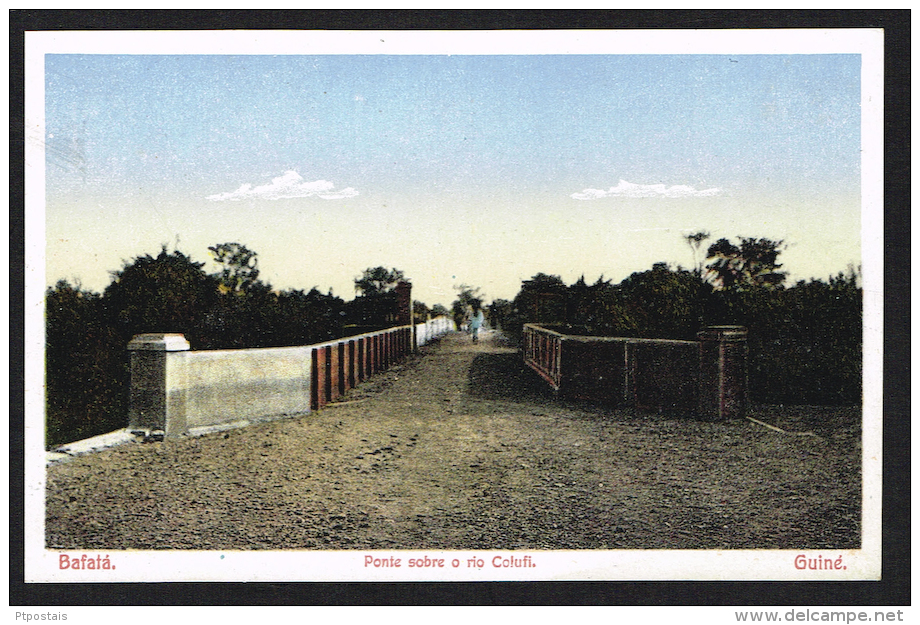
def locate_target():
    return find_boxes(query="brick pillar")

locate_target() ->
[127,333,190,439]
[697,326,749,420]
[395,281,414,353]
[347,339,357,390]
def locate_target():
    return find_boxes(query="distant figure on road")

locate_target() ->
[469,306,484,343]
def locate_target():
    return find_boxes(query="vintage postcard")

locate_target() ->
[24,28,884,584]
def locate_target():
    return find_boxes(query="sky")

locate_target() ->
[39,39,868,308]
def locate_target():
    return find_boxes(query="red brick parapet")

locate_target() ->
[523,324,749,419]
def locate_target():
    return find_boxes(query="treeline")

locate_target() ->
[490,242,861,407]
[45,246,422,448]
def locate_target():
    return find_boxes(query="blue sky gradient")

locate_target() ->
[44,52,863,305]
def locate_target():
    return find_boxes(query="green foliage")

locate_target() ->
[618,264,710,340]
[103,247,219,344]
[412,300,431,323]
[513,273,567,325]
[684,230,711,275]
[451,284,485,328]
[564,275,636,337]
[45,280,127,448]
[711,269,862,405]
[200,285,346,350]
[347,267,410,330]
[208,242,261,294]
[486,299,513,331]
[344,290,399,332]
[253,288,345,347]
[354,266,406,297]
[705,237,787,291]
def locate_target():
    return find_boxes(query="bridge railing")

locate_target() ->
[415,316,455,348]
[126,319,452,439]
[523,323,748,420]
[522,324,564,389]
[311,325,413,411]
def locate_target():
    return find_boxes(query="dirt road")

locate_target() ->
[45,330,861,551]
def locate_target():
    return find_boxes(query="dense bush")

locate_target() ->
[617,264,712,341]
[45,280,129,448]
[708,270,862,405]
[344,291,401,334]
[199,285,346,350]
[103,248,220,346]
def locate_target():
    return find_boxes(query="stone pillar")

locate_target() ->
[127,333,190,438]
[697,326,748,420]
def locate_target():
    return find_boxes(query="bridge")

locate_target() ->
[45,328,861,552]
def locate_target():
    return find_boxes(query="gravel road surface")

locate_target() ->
[46,330,861,551]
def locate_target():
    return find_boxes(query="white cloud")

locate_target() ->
[571,179,721,200]
[206,170,359,201]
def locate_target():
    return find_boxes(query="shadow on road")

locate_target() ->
[466,351,557,405]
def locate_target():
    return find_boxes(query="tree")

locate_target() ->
[453,284,484,310]
[566,275,636,337]
[704,237,786,291]
[487,299,513,331]
[684,230,710,275]
[618,263,710,340]
[103,246,218,341]
[513,273,567,325]
[208,242,261,294]
[520,272,567,293]
[451,284,484,327]
[354,266,406,297]
[413,300,430,322]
